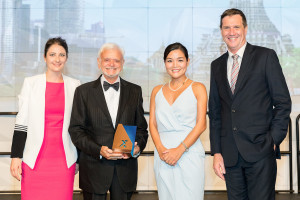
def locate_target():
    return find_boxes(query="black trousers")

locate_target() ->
[224,152,277,200]
[83,168,133,200]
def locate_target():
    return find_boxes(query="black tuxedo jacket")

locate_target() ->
[69,75,148,193]
[209,43,291,167]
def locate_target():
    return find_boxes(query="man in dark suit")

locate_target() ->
[69,43,148,200]
[209,8,291,200]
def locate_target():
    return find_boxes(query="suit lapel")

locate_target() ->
[233,43,254,97]
[219,53,233,100]
[93,75,114,126]
[115,78,129,127]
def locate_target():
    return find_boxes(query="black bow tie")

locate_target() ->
[103,81,119,91]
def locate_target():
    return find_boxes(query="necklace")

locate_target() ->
[168,77,188,92]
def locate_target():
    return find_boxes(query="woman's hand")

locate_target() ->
[157,145,167,161]
[10,158,22,181]
[162,145,185,166]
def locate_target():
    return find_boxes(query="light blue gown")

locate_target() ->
[154,83,205,200]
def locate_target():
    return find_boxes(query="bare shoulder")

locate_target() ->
[192,82,207,100]
[151,84,164,97]
[191,81,207,92]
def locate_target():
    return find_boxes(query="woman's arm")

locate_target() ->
[10,78,31,180]
[149,85,167,161]
[163,82,207,166]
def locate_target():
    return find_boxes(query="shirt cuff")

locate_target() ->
[132,151,140,158]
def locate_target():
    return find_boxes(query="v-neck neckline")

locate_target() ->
[161,83,192,106]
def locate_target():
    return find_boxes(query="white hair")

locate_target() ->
[97,43,125,60]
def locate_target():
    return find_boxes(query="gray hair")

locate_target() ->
[97,43,125,60]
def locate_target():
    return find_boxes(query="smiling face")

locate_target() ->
[44,43,67,73]
[221,14,248,54]
[165,49,189,79]
[98,48,124,83]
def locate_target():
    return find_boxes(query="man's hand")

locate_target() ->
[213,153,226,181]
[100,146,123,160]
[10,158,22,181]
[133,142,140,156]
[75,164,79,175]
[122,142,140,159]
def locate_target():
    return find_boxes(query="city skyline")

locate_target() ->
[0,0,299,112]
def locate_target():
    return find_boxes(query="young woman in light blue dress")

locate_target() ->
[149,42,207,200]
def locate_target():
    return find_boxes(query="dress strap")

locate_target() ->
[188,80,194,89]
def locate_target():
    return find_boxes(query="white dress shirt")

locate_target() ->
[227,42,247,83]
[99,75,140,158]
[101,75,120,128]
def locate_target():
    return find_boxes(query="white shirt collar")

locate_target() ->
[228,42,247,59]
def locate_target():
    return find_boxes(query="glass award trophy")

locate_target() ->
[112,124,137,156]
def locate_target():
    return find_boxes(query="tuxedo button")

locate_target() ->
[233,127,237,131]
[232,109,236,113]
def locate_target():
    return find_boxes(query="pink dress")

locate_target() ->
[21,82,75,200]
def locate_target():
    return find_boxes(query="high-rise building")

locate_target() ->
[0,0,15,86]
[15,0,30,52]
[44,0,84,35]
[44,0,60,35]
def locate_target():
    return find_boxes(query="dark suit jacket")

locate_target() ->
[209,43,291,167]
[69,75,148,193]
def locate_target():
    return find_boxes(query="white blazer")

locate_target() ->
[15,74,80,169]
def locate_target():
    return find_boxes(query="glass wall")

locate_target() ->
[0,0,299,112]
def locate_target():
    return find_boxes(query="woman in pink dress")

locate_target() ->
[10,37,80,200]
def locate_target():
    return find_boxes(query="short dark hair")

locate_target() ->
[163,42,189,61]
[44,37,68,58]
[220,8,247,28]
